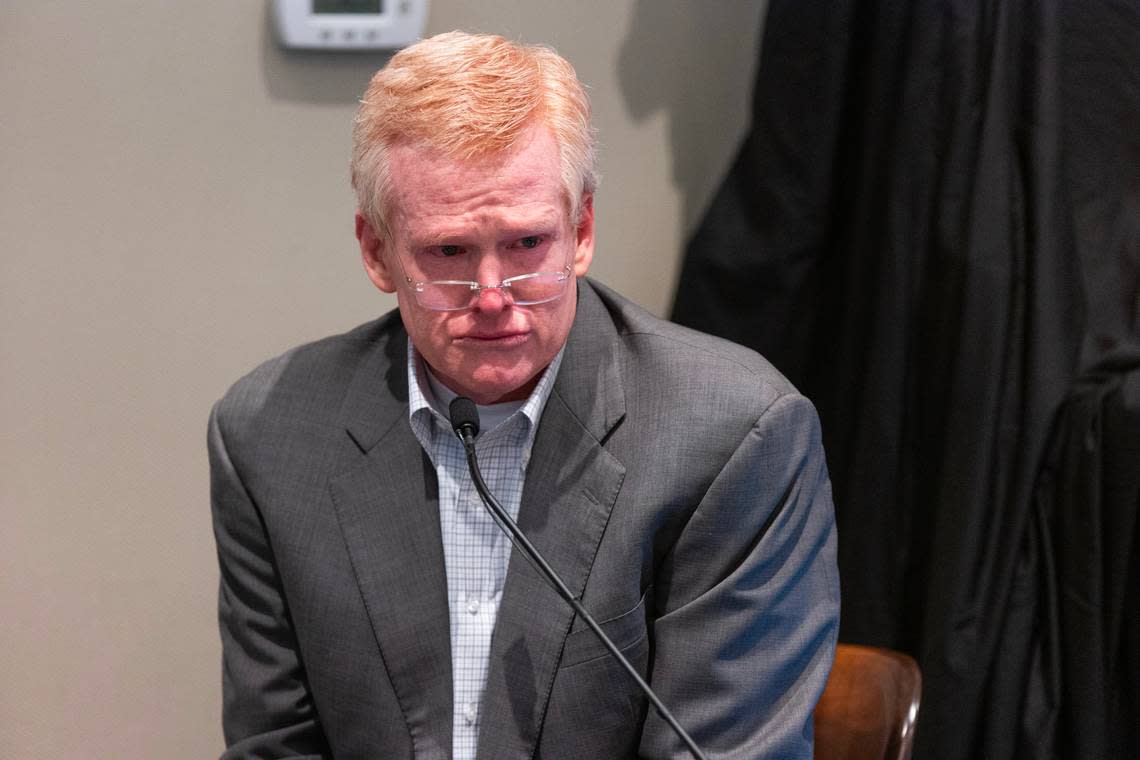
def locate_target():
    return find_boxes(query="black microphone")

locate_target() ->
[450,395,480,443]
[448,396,708,760]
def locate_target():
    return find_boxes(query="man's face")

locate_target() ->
[356,125,594,405]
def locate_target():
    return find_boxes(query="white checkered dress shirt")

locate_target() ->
[406,341,564,760]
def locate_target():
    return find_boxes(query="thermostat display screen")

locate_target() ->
[274,0,426,49]
[313,0,382,13]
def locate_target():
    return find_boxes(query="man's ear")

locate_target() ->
[356,211,397,293]
[572,193,595,277]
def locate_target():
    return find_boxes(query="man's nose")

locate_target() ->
[472,255,505,286]
[470,257,510,312]
[470,283,510,313]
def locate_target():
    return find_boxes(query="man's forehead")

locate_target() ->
[397,204,566,243]
[385,131,571,237]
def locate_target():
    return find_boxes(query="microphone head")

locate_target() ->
[449,396,480,439]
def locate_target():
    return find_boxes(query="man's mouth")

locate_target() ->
[455,331,529,347]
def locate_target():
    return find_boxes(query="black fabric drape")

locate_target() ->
[670,1,1139,758]
[1032,359,1140,760]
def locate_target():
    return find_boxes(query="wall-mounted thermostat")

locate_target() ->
[273,0,429,51]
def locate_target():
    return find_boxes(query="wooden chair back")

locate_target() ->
[813,643,922,760]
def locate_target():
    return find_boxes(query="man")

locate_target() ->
[210,31,838,760]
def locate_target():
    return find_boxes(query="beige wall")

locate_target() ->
[0,2,763,756]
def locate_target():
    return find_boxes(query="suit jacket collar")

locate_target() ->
[328,280,628,759]
[330,328,454,758]
[550,279,627,443]
[341,319,409,453]
[476,280,628,758]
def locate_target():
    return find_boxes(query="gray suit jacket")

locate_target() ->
[210,278,839,760]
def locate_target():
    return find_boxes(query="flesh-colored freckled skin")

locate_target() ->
[356,125,595,404]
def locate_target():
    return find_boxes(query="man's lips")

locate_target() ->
[453,330,530,346]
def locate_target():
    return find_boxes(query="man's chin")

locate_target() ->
[461,367,543,405]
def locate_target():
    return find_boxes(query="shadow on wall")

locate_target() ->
[259,2,394,104]
[616,0,767,235]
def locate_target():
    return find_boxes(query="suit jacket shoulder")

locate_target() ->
[217,311,404,426]
[580,278,805,451]
[213,311,408,486]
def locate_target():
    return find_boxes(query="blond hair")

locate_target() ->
[351,31,597,237]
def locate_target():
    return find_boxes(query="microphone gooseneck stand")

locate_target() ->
[448,396,709,760]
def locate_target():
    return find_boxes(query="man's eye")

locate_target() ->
[438,245,461,257]
[517,236,542,249]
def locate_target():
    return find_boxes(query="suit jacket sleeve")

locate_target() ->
[209,401,331,760]
[639,392,840,760]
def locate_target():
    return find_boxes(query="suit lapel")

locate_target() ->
[327,329,453,759]
[477,281,628,759]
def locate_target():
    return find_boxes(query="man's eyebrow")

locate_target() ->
[407,218,563,247]
[404,228,471,248]
[410,233,461,247]
[499,214,563,235]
